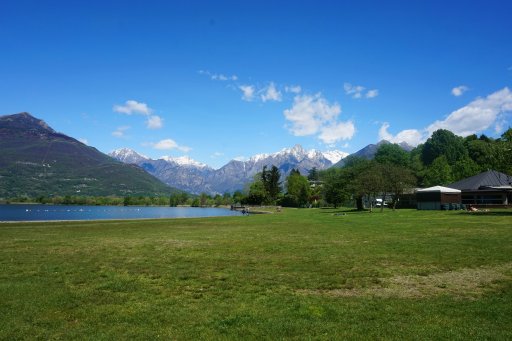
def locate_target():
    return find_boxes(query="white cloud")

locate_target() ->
[377,87,512,146]
[261,82,282,102]
[78,138,88,145]
[151,139,191,152]
[344,83,365,98]
[319,121,356,144]
[113,100,152,115]
[451,85,469,97]
[233,156,248,161]
[112,126,130,138]
[283,93,355,144]
[285,85,302,94]
[366,89,379,99]
[146,115,163,129]
[378,123,424,146]
[239,85,256,101]
[344,83,378,99]
[427,87,512,136]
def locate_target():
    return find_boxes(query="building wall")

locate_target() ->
[461,191,508,205]
[417,201,441,210]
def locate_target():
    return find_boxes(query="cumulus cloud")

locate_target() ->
[319,121,356,144]
[261,82,282,102]
[366,89,379,99]
[146,115,163,129]
[112,126,130,138]
[427,87,512,136]
[113,100,152,115]
[239,85,256,101]
[344,83,379,99]
[378,87,512,146]
[285,85,302,94]
[452,85,469,97]
[151,139,191,152]
[78,138,88,145]
[284,93,355,144]
[378,123,424,146]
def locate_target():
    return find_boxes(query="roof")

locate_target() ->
[448,170,512,191]
[416,186,461,193]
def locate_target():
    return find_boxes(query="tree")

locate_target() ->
[285,169,311,207]
[423,156,454,186]
[381,165,416,210]
[243,179,267,205]
[199,192,209,207]
[307,167,320,181]
[261,165,281,204]
[374,143,409,167]
[320,168,347,208]
[355,162,385,212]
[421,129,467,165]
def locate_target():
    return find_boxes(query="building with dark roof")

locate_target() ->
[448,170,512,206]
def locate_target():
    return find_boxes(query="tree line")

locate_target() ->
[240,128,512,210]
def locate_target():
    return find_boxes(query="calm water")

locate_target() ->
[0,204,242,222]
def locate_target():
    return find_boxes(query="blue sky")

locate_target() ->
[1,0,511,168]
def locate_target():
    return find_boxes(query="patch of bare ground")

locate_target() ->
[298,263,512,299]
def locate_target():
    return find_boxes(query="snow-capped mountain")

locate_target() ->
[109,144,347,194]
[160,155,210,169]
[109,148,149,164]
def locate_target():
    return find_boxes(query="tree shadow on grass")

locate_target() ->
[457,211,512,217]
[319,208,368,214]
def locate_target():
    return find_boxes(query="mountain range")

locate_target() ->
[0,113,177,198]
[1,112,414,198]
[110,146,349,194]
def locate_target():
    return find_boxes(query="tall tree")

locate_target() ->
[355,162,385,212]
[260,165,282,204]
[421,129,467,165]
[374,143,410,167]
[423,156,454,186]
[382,165,417,210]
[286,170,311,207]
[307,167,320,181]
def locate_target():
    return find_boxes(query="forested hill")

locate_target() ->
[0,112,178,198]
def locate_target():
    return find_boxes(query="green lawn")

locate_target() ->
[1,209,511,340]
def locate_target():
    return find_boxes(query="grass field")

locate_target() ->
[1,208,511,340]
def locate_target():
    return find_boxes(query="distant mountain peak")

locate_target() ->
[109,148,148,164]
[160,155,210,169]
[1,112,56,133]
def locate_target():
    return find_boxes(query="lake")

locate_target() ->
[0,204,242,222]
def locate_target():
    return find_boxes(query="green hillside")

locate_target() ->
[0,113,178,198]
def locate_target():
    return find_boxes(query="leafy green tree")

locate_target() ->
[320,168,347,208]
[422,129,467,165]
[244,179,267,205]
[374,143,409,167]
[452,155,480,180]
[261,165,282,204]
[199,192,209,207]
[381,164,417,210]
[355,162,385,212]
[232,190,244,204]
[307,167,320,181]
[285,169,311,207]
[423,156,454,186]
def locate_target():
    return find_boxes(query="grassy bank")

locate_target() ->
[1,209,511,339]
